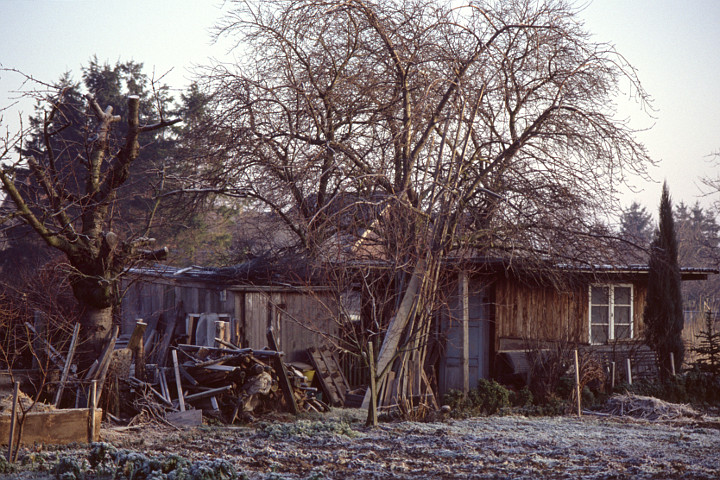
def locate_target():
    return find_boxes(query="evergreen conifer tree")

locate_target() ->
[692,309,720,377]
[644,182,684,380]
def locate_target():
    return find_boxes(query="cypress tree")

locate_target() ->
[644,182,684,380]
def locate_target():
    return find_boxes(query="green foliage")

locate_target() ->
[54,456,88,480]
[691,311,720,376]
[512,386,534,407]
[644,182,684,380]
[684,370,720,404]
[259,419,358,439]
[443,379,511,417]
[0,454,15,474]
[619,201,654,247]
[52,444,240,480]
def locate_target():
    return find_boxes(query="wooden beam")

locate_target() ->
[6,381,19,461]
[460,270,470,395]
[184,385,232,402]
[267,327,299,414]
[172,350,186,412]
[362,259,426,409]
[54,323,80,407]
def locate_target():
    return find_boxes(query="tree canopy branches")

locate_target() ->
[197,0,653,263]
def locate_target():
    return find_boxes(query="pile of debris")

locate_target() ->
[93,318,332,426]
[9,315,338,429]
[604,393,703,421]
[125,342,328,426]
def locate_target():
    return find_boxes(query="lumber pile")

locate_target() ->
[124,341,327,425]
[12,315,329,429]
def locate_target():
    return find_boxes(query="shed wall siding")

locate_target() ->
[494,277,647,347]
[121,278,337,364]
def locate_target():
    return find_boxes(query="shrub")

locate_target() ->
[512,386,533,407]
[443,379,511,416]
[691,310,720,378]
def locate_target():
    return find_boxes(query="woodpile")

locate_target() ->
[12,318,329,430]
[115,329,329,425]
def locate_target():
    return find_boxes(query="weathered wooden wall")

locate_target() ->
[242,290,338,363]
[121,280,234,332]
[494,277,647,349]
[121,278,338,364]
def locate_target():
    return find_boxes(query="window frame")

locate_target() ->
[588,283,634,344]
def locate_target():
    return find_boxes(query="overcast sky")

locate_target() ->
[1,0,719,218]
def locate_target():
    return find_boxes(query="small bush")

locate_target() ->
[443,379,511,417]
[511,386,533,407]
[474,378,511,415]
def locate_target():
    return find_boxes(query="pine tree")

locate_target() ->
[644,182,684,380]
[619,201,654,247]
[692,310,720,377]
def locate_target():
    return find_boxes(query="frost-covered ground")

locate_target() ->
[7,409,720,479]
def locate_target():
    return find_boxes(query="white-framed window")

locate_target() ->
[589,284,633,344]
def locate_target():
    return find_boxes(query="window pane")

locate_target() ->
[614,306,631,325]
[614,287,631,305]
[615,325,630,339]
[592,325,608,344]
[615,324,631,339]
[591,286,609,304]
[591,306,609,325]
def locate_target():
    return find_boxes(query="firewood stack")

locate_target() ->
[126,343,328,424]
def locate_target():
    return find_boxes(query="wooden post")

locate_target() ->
[172,350,186,411]
[626,358,632,385]
[89,380,97,442]
[574,349,581,417]
[366,342,378,427]
[610,361,616,390]
[126,320,147,351]
[93,326,120,405]
[214,321,228,348]
[135,340,146,382]
[459,271,470,396]
[670,352,676,376]
[6,381,19,462]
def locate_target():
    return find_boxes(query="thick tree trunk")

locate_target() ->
[78,304,114,372]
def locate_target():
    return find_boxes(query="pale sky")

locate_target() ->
[1,0,719,218]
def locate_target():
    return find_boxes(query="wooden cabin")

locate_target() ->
[120,264,339,364]
[437,263,717,395]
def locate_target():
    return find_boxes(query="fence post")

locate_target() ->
[626,358,632,385]
[670,352,676,376]
[574,349,581,417]
[6,381,19,462]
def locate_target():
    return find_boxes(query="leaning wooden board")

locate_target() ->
[0,408,102,446]
[307,346,349,407]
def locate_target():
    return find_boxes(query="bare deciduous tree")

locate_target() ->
[0,87,179,367]
[194,0,654,410]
